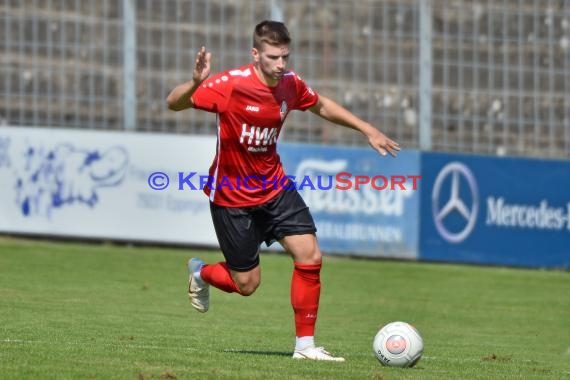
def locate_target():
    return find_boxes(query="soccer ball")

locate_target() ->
[372,321,424,367]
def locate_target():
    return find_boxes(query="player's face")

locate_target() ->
[252,43,290,86]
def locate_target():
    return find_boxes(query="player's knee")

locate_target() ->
[297,247,322,264]
[231,268,260,296]
[286,235,322,264]
[236,279,259,296]
[308,249,322,263]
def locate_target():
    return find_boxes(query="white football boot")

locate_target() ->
[187,258,209,313]
[292,346,346,362]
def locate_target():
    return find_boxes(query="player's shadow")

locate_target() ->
[223,349,292,357]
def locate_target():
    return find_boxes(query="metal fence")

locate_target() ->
[1,0,569,158]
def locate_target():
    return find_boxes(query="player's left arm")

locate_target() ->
[309,95,400,157]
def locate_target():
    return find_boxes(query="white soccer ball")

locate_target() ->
[372,321,424,367]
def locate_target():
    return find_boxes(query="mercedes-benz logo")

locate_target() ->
[432,162,479,243]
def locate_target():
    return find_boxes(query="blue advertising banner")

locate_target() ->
[419,152,570,268]
[279,143,421,259]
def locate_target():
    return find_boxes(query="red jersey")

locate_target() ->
[191,63,319,207]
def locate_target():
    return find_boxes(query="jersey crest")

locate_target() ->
[280,100,288,121]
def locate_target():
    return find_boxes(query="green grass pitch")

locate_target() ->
[1,236,569,379]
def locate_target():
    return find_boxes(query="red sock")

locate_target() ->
[291,262,321,337]
[200,262,242,294]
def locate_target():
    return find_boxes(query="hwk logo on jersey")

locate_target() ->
[240,124,278,150]
[280,100,288,121]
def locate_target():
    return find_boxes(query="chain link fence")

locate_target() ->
[1,0,568,158]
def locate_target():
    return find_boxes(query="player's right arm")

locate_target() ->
[166,46,212,111]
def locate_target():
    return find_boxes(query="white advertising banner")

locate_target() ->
[0,126,219,245]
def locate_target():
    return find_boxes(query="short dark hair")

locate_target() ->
[253,20,291,49]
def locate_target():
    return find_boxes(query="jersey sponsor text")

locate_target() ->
[239,124,278,147]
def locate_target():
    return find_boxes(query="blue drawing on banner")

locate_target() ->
[15,143,129,218]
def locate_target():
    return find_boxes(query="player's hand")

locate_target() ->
[193,46,212,84]
[368,129,400,157]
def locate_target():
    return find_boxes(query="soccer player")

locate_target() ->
[166,20,400,362]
